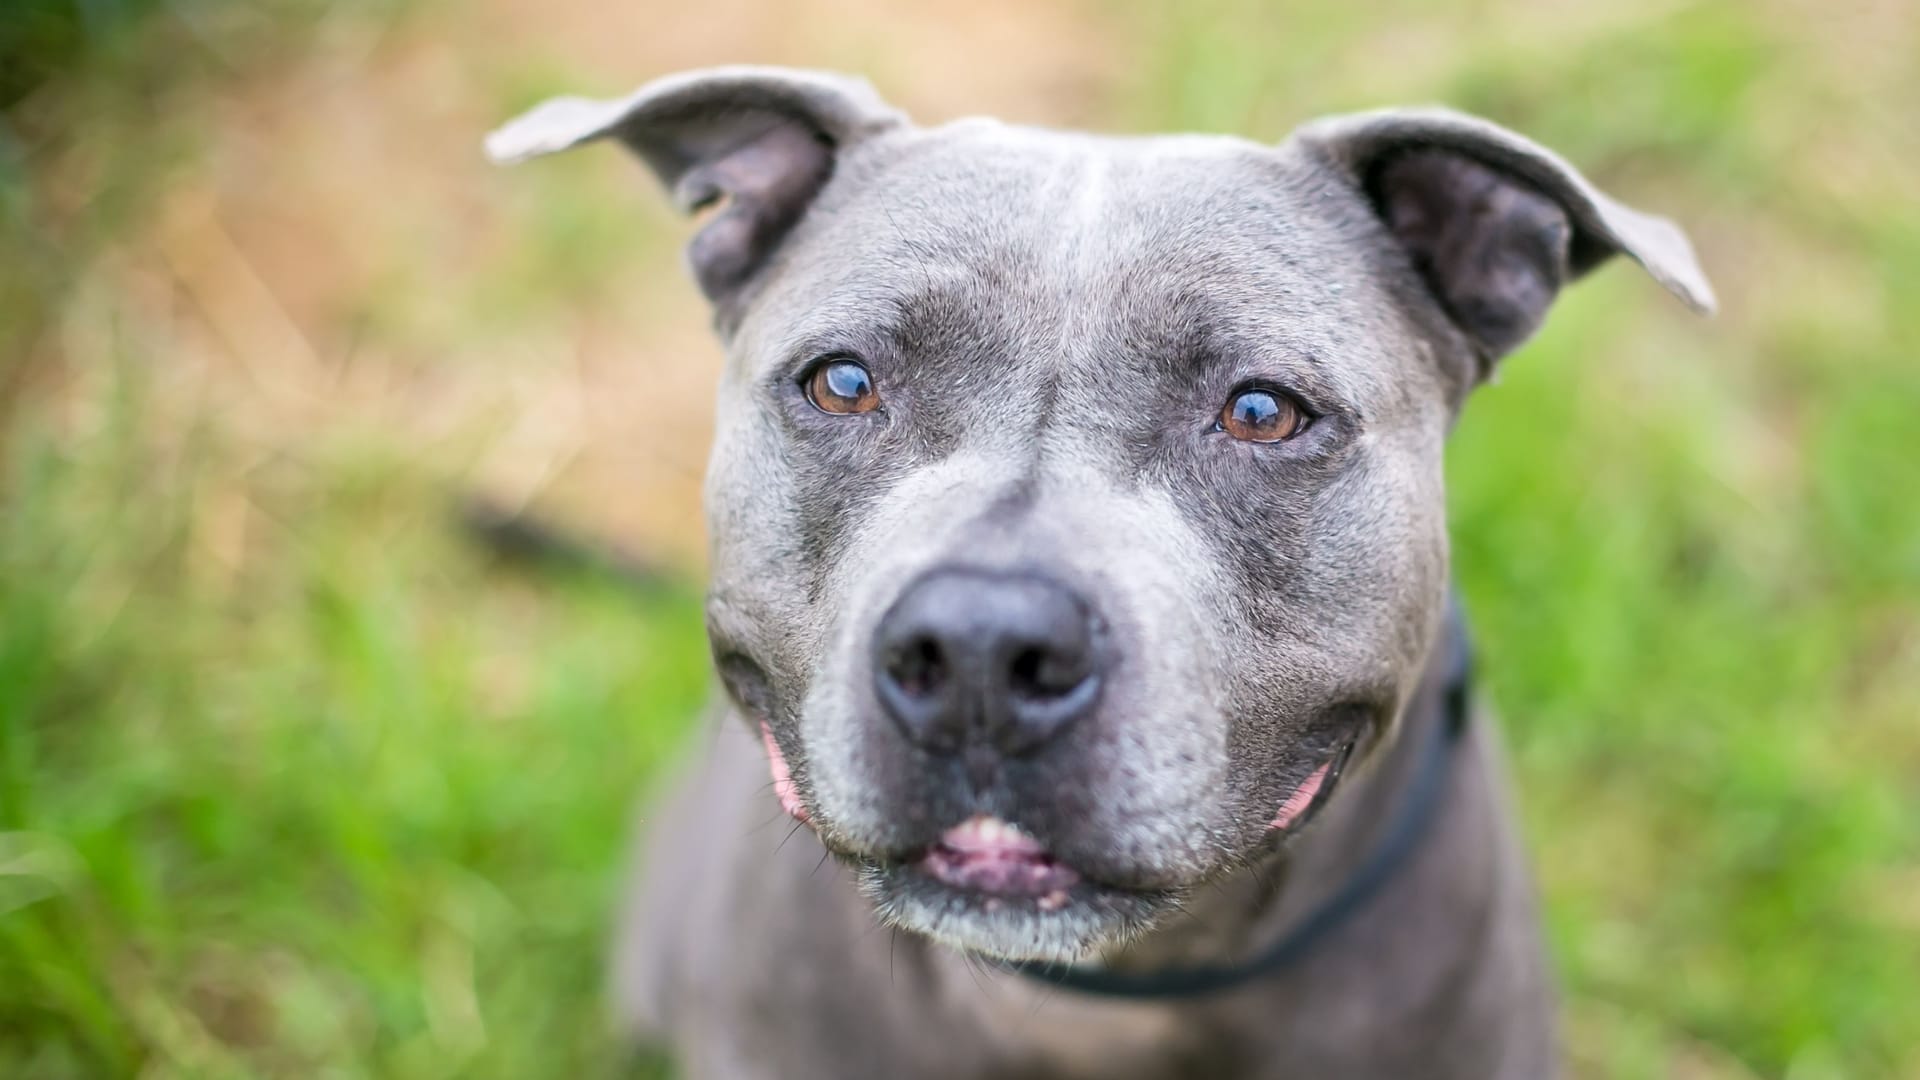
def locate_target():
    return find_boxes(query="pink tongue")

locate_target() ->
[1269,761,1332,831]
[760,723,810,824]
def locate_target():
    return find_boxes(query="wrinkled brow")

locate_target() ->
[775,249,1052,370]
[1095,275,1364,418]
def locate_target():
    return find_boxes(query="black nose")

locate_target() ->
[872,568,1103,757]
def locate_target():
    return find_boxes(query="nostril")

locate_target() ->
[888,636,948,698]
[1008,645,1089,701]
[1009,648,1044,697]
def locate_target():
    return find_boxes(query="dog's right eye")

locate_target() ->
[1217,386,1308,443]
[803,357,880,415]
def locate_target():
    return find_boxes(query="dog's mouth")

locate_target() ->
[915,815,1083,903]
[762,722,1361,961]
[860,829,1172,964]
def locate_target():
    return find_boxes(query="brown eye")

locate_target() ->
[1218,387,1306,443]
[804,357,880,415]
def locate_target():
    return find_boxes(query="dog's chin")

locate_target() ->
[857,857,1174,965]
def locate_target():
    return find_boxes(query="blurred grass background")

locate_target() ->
[1,0,1915,1076]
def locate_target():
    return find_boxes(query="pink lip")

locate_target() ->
[1268,760,1332,831]
[918,815,1081,902]
[760,722,810,825]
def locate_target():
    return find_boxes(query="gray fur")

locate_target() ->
[490,66,1711,1078]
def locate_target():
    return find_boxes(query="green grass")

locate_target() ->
[3,0,1918,1076]
[0,350,712,1080]
[1,334,710,1078]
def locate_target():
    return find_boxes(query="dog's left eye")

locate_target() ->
[1217,387,1307,443]
[804,357,880,415]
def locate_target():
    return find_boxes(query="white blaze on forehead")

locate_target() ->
[1052,150,1115,281]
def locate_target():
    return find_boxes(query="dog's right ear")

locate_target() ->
[487,66,906,308]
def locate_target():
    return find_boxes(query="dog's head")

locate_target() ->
[491,67,1711,963]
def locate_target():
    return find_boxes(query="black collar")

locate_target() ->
[1007,620,1474,1000]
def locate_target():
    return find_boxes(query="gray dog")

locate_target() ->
[486,66,1713,1079]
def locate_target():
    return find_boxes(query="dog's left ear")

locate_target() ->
[1296,108,1715,378]
[486,66,906,308]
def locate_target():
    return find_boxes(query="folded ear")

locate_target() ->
[1296,107,1714,375]
[486,66,907,306]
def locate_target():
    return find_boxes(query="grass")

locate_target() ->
[2,0,1917,1076]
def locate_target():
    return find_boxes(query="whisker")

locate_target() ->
[774,818,810,855]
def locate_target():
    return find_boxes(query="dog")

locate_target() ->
[486,66,1713,1078]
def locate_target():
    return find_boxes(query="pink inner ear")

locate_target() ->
[683,121,834,301]
[760,722,810,824]
[1269,761,1332,831]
